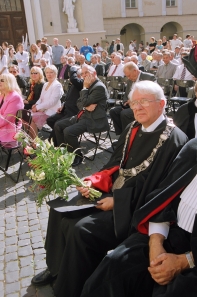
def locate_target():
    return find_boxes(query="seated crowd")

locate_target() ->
[0,33,197,297]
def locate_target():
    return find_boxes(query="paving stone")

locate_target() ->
[5,217,15,224]
[20,266,34,278]
[6,270,19,283]
[6,222,16,230]
[0,233,4,240]
[29,225,40,232]
[5,261,19,272]
[16,210,28,217]
[32,242,44,250]
[5,236,17,245]
[31,230,42,237]
[17,215,28,222]
[18,233,31,240]
[5,252,18,262]
[0,262,4,270]
[34,260,47,270]
[34,254,46,261]
[33,248,46,255]
[29,219,39,226]
[28,213,38,220]
[18,220,29,228]
[6,244,17,253]
[20,256,33,267]
[0,271,4,281]
[17,226,30,234]
[5,282,20,295]
[0,282,4,297]
[0,220,5,227]
[16,205,27,211]
[7,293,19,297]
[0,241,5,249]
[18,239,31,247]
[21,277,32,288]
[31,236,43,244]
[6,229,16,237]
[0,226,5,233]
[18,246,33,257]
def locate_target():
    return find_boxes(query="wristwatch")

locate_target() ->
[185,252,195,268]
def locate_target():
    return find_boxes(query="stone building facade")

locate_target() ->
[1,0,197,50]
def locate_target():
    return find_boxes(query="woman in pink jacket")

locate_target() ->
[0,73,24,142]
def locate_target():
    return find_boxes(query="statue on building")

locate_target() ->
[63,0,78,32]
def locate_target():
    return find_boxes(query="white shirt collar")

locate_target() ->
[141,114,165,132]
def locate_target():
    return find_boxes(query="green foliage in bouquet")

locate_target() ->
[14,131,102,207]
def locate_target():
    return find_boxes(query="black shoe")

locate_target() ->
[31,268,57,286]
[72,153,83,167]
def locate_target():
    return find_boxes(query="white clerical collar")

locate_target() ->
[141,114,165,132]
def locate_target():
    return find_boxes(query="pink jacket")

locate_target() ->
[0,91,24,142]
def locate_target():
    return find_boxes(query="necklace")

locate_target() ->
[112,121,175,192]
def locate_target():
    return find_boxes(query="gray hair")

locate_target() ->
[129,80,166,111]
[44,64,58,77]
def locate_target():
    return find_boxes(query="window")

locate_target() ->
[125,0,136,8]
[166,0,176,6]
[0,0,22,12]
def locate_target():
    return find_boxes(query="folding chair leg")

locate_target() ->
[0,148,23,183]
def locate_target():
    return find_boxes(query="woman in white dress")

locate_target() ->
[30,65,64,138]
[7,47,17,67]
[0,46,9,75]
[15,43,30,78]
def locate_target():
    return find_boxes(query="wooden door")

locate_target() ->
[0,0,28,48]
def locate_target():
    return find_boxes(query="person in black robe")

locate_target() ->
[81,139,197,297]
[31,81,187,297]
[173,82,197,139]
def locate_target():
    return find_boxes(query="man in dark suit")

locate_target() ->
[46,66,83,146]
[54,65,109,166]
[91,54,104,76]
[110,61,156,135]
[57,56,70,80]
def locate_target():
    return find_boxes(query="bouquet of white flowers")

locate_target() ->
[14,131,102,207]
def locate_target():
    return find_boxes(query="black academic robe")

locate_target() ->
[46,120,187,297]
[81,139,197,297]
[173,97,197,139]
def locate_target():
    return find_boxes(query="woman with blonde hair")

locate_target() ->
[29,43,42,67]
[30,65,63,137]
[0,73,24,142]
[23,66,45,110]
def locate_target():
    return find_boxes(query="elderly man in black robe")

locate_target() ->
[81,139,197,297]
[31,81,187,297]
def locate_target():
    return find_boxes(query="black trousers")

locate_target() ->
[81,226,194,297]
[109,106,134,135]
[45,207,121,297]
[46,112,69,146]
[53,116,88,152]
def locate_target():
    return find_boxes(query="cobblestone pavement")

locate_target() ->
[0,130,117,297]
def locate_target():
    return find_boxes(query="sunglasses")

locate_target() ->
[31,72,38,75]
[10,71,17,74]
[0,79,4,82]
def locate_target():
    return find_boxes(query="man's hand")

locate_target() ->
[124,100,129,106]
[85,104,97,112]
[96,197,114,211]
[57,106,63,113]
[148,253,189,285]
[83,73,95,88]
[31,105,37,113]
[76,180,92,198]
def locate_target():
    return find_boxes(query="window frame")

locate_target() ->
[166,0,176,7]
[125,0,137,9]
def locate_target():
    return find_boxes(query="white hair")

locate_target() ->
[129,80,166,111]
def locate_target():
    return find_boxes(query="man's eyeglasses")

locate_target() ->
[130,99,159,110]
[31,72,38,75]
[0,79,5,82]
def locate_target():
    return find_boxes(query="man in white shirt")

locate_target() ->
[183,34,193,49]
[108,55,124,77]
[64,39,75,57]
[170,34,183,51]
[114,38,124,54]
